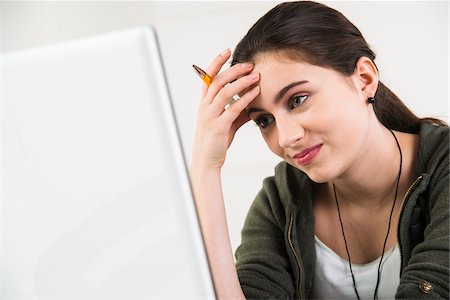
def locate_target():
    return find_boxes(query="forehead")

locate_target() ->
[253,51,351,87]
[253,52,311,73]
[252,52,335,85]
[250,53,333,97]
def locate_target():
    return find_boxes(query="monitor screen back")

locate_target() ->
[1,26,215,299]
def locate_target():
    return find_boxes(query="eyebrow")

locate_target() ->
[247,80,309,116]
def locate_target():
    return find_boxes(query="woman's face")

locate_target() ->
[246,53,372,183]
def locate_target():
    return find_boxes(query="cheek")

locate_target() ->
[314,92,365,132]
[318,97,370,165]
[262,130,284,158]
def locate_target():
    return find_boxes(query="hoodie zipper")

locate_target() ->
[285,176,423,297]
[397,175,423,275]
[288,207,304,299]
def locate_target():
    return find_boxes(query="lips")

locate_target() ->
[292,144,322,166]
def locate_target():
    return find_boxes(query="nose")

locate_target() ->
[277,117,304,148]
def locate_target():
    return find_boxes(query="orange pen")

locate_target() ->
[192,64,240,107]
[192,64,213,86]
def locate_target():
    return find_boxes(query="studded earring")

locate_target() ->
[368,97,376,104]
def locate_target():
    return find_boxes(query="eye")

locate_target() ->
[254,115,275,129]
[289,95,308,110]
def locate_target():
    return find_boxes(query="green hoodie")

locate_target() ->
[236,123,449,299]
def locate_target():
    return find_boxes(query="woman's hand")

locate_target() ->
[189,49,257,299]
[191,49,260,171]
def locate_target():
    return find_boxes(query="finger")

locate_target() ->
[206,48,231,78]
[227,110,251,147]
[221,85,260,124]
[205,62,254,105]
[200,49,232,97]
[232,109,251,133]
[212,72,259,114]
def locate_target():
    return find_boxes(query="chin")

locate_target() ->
[288,161,333,183]
[305,172,330,184]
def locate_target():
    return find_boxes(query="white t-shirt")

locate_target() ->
[311,235,400,300]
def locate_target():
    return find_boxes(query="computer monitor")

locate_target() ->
[1,26,215,298]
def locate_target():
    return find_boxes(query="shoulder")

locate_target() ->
[249,161,313,224]
[418,123,449,175]
[417,123,448,216]
[397,124,449,299]
[262,161,313,205]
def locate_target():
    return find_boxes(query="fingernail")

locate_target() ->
[248,72,259,80]
[220,48,230,56]
[250,85,260,94]
[242,63,254,69]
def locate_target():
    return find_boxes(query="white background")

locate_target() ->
[2,0,448,254]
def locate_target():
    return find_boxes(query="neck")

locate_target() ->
[330,124,404,209]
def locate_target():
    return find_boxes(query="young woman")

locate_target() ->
[190,1,449,299]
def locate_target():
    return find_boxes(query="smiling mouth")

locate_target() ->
[292,144,322,166]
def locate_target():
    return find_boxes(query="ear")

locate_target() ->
[352,56,378,98]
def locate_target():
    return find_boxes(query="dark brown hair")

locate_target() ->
[231,1,445,133]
